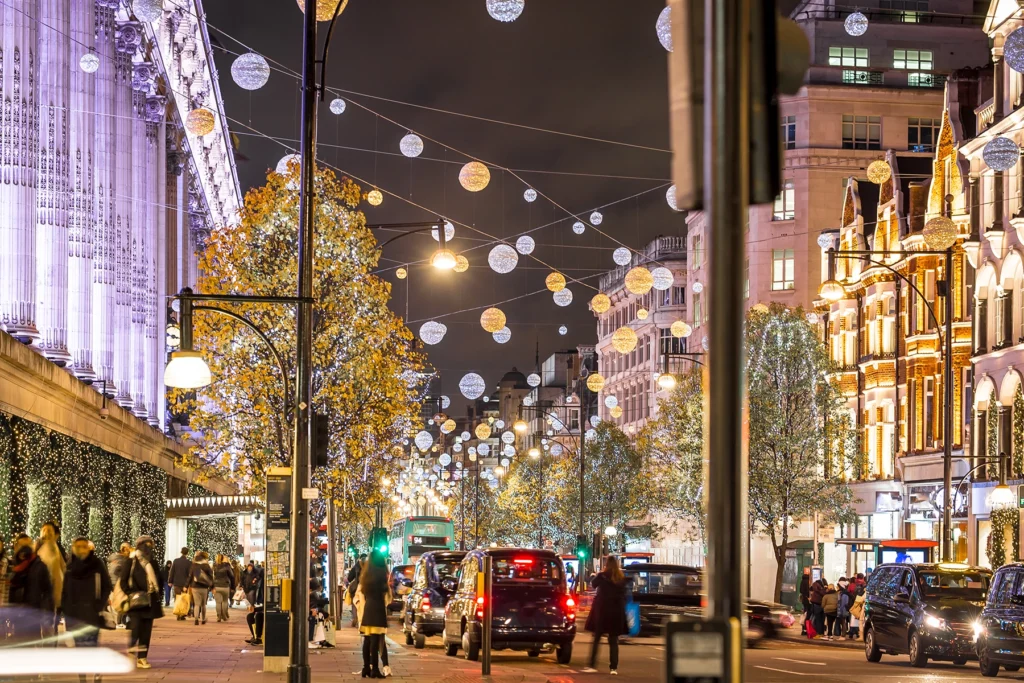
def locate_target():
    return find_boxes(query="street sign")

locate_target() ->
[664,617,740,683]
[301,487,320,500]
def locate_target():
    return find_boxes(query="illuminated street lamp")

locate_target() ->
[656,372,677,391]
[431,248,457,270]
[818,278,846,302]
[528,447,540,458]
[605,525,617,537]
[514,418,529,433]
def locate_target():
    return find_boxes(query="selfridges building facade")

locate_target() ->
[0,0,240,428]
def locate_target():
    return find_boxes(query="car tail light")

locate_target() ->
[564,595,576,620]
[476,596,485,620]
[513,557,534,564]
[421,597,431,612]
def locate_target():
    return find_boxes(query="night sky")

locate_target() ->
[206,0,683,407]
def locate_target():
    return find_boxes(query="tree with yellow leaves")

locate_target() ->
[173,162,425,496]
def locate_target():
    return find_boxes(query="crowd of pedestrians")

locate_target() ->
[799,568,867,641]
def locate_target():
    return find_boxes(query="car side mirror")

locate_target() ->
[894,592,910,604]
[1011,594,1024,606]
[441,577,458,593]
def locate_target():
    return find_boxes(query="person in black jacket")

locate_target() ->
[357,552,392,678]
[62,537,112,650]
[582,556,628,675]
[187,551,214,626]
[8,543,53,645]
[347,554,366,628]
[168,547,192,620]
[120,536,163,669]
[244,565,265,645]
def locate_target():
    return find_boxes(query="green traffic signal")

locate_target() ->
[378,544,388,554]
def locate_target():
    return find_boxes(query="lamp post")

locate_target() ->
[820,245,958,561]
[365,220,458,270]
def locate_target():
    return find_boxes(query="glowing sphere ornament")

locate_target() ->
[692,281,704,293]
[612,326,638,353]
[983,136,1020,172]
[488,244,518,273]
[523,395,534,406]
[486,0,524,22]
[442,395,451,409]
[366,189,383,206]
[477,443,490,456]
[475,423,492,440]
[586,428,597,440]
[545,272,566,292]
[651,267,674,290]
[923,216,958,251]
[454,255,470,273]
[624,267,654,295]
[329,98,346,115]
[459,161,491,192]
[396,267,407,280]
[558,325,568,336]
[604,395,618,409]
[516,235,536,255]
[573,221,586,235]
[276,154,300,178]
[460,373,486,400]
[492,326,512,344]
[844,10,868,36]
[133,0,163,22]
[231,52,270,90]
[817,233,834,249]
[501,431,515,444]
[637,308,649,320]
[671,320,692,338]
[414,430,433,451]
[79,53,100,73]
[1007,28,1024,73]
[400,133,424,158]
[590,211,604,225]
[613,248,631,266]
[441,419,456,434]
[527,372,541,387]
[185,108,215,136]
[439,453,452,466]
[610,406,623,419]
[553,288,573,307]
[586,373,605,392]
[656,5,672,51]
[480,307,506,333]
[866,160,891,184]
[590,293,611,314]
[666,184,679,211]
[550,443,563,456]
[702,335,710,351]
[524,188,537,202]
[419,321,447,345]
[297,0,348,21]
[432,222,455,242]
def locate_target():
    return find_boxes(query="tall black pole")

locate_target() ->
[538,450,544,548]
[288,2,317,680]
[460,464,466,550]
[942,246,954,561]
[705,0,748,651]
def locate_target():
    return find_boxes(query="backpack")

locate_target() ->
[837,591,851,617]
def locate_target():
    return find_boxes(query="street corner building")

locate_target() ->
[0,0,246,557]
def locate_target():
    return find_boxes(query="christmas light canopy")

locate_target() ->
[590,211,603,225]
[553,288,573,306]
[459,161,491,191]
[983,136,1020,172]
[329,98,347,115]
[400,133,424,158]
[844,10,868,36]
[866,160,891,184]
[231,52,270,90]
[486,0,525,22]
[651,267,674,290]
[185,108,215,136]
[492,326,512,344]
[419,321,447,345]
[524,188,537,202]
[573,221,586,235]
[671,320,692,338]
[516,235,536,255]
[488,244,519,273]
[923,216,958,251]
[613,248,631,266]
[624,267,654,295]
[460,373,486,400]
[612,326,638,353]
[480,307,506,333]
[656,5,672,51]
[79,53,100,73]
[545,272,566,292]
[527,372,541,387]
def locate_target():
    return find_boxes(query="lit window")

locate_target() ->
[908,117,941,152]
[842,115,881,150]
[781,115,796,150]
[893,49,932,71]
[772,249,795,291]
[880,0,929,23]
[773,178,795,220]
[829,46,871,84]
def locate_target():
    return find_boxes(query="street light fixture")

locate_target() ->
[513,418,529,433]
[604,525,618,537]
[656,372,677,391]
[431,248,457,270]
[818,278,846,302]
[528,447,540,458]
[164,351,212,389]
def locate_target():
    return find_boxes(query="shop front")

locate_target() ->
[969,479,1024,568]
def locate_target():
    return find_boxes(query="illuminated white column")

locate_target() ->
[145,96,165,424]
[0,0,39,341]
[67,0,96,380]
[129,63,152,417]
[35,0,71,364]
[91,0,117,385]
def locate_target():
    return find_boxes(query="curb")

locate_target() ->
[779,635,863,650]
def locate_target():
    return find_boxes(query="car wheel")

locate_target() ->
[528,649,541,657]
[414,633,426,649]
[463,630,480,661]
[953,658,967,666]
[405,631,414,645]
[864,625,882,663]
[556,643,573,665]
[745,622,768,645]
[443,628,458,657]
[979,641,1000,677]
[908,631,927,668]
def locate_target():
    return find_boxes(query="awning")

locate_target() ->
[165,494,263,519]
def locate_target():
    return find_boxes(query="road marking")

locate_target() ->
[754,665,814,676]
[773,657,826,666]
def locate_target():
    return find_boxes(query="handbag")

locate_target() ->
[172,591,192,617]
[127,559,152,611]
[97,574,117,630]
[313,619,326,644]
[233,587,246,603]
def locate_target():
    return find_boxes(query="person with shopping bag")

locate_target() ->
[172,589,191,619]
[582,555,628,675]
[120,536,163,670]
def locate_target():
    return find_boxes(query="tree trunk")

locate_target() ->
[772,524,790,603]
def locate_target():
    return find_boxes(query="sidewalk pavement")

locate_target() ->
[778,632,863,650]
[80,602,555,683]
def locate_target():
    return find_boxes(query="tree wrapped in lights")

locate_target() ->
[172,164,425,497]
[746,304,857,601]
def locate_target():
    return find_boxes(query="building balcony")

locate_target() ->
[805,66,947,90]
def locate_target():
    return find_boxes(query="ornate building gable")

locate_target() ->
[926,109,968,228]
[838,178,867,281]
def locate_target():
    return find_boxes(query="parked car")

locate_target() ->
[388,564,415,613]
[974,561,1024,677]
[401,550,466,648]
[862,562,991,668]
[442,548,576,663]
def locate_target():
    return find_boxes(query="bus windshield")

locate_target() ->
[389,517,455,565]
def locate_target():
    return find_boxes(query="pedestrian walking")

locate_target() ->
[36,521,66,641]
[162,561,172,607]
[245,564,265,646]
[798,568,810,635]
[581,555,628,675]
[168,547,192,620]
[187,551,214,626]
[808,576,826,637]
[213,554,235,622]
[230,559,242,606]
[356,552,392,678]
[107,543,132,628]
[62,537,112,661]
[347,554,366,628]
[836,579,851,639]
[821,584,839,640]
[849,583,865,640]
[8,541,53,645]
[120,535,163,669]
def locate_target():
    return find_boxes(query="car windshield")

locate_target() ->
[394,566,413,580]
[627,571,702,595]
[918,571,990,599]
[492,556,561,582]
[434,561,460,581]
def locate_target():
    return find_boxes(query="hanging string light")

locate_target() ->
[613,248,631,266]
[553,288,573,306]
[610,406,623,419]
[612,326,638,353]
[231,52,270,90]
[459,161,491,191]
[558,325,568,336]
[366,189,384,206]
[133,0,163,22]
[590,211,604,225]
[545,272,566,292]
[624,267,654,295]
[1007,28,1024,72]
[297,0,348,22]
[666,185,679,211]
[492,326,512,344]
[330,98,347,115]
[983,137,1020,171]
[488,244,518,273]
[516,236,536,254]
[454,255,470,273]
[651,267,674,290]
[656,5,672,51]
[604,395,619,409]
[80,53,100,73]
[480,307,506,333]
[414,430,433,451]
[923,216,958,251]
[475,423,492,440]
[671,320,692,338]
[400,133,424,158]
[527,373,541,387]
[573,221,586,235]
[637,308,649,320]
[844,10,868,36]
[866,160,891,184]
[586,373,605,392]
[419,321,447,345]
[460,373,486,400]
[431,221,456,242]
[185,108,215,136]
[524,188,537,202]
[486,0,525,22]
[590,293,611,314]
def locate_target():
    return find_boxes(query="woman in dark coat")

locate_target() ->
[120,536,163,669]
[62,537,112,648]
[8,543,53,645]
[582,556,628,674]
[357,552,392,678]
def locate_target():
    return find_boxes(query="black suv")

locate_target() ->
[442,548,576,663]
[975,562,1024,677]
[401,550,466,648]
[862,562,991,668]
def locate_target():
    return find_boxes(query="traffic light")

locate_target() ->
[347,542,357,556]
[574,534,590,561]
[369,527,389,557]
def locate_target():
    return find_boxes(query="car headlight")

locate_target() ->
[925,614,946,630]
[973,621,985,641]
